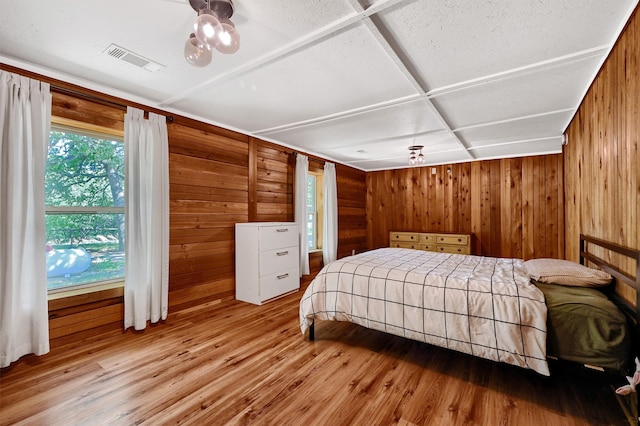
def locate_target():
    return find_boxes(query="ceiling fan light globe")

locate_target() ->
[184,34,212,67]
[194,12,222,49]
[216,21,240,54]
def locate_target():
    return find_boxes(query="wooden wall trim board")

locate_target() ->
[248,138,258,222]
[564,5,640,305]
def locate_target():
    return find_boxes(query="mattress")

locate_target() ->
[300,248,550,375]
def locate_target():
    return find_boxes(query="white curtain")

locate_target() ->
[0,71,51,367]
[323,162,338,265]
[124,107,169,331]
[295,154,310,276]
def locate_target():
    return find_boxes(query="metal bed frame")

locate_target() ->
[580,234,640,425]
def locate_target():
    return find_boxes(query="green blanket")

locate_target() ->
[534,281,630,372]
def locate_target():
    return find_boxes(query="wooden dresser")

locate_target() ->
[389,231,471,255]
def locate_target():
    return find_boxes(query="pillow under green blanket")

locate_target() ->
[534,280,629,372]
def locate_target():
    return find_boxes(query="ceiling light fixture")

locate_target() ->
[408,145,425,166]
[184,0,240,67]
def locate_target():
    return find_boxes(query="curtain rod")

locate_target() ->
[51,85,174,123]
[1,63,176,122]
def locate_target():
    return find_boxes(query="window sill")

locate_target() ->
[309,249,323,254]
[48,281,124,311]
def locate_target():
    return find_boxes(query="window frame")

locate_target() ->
[307,170,324,252]
[307,174,317,250]
[46,118,126,296]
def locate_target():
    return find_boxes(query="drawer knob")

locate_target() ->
[277,273,289,280]
[276,228,289,233]
[276,251,289,256]
[458,238,462,242]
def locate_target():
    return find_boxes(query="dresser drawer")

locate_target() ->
[260,246,297,276]
[420,234,434,243]
[436,245,470,255]
[391,241,419,249]
[418,243,435,251]
[389,231,471,255]
[259,225,298,251]
[390,232,419,243]
[260,268,299,301]
[434,234,469,246]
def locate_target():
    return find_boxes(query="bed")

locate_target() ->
[300,235,639,379]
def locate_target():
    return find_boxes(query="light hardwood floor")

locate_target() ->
[0,288,632,425]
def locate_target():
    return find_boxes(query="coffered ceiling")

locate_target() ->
[1,0,637,170]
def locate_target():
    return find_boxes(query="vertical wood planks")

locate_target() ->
[565,5,640,304]
[336,164,367,259]
[366,155,564,259]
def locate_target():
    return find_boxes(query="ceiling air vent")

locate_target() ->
[103,44,164,72]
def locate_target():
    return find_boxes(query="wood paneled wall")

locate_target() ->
[564,6,640,303]
[168,121,249,312]
[366,156,564,259]
[336,164,368,259]
[251,138,294,223]
[1,64,368,345]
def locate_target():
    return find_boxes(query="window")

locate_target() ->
[307,175,317,249]
[45,125,125,292]
[306,172,323,251]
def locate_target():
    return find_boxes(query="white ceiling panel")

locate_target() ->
[258,98,445,148]
[469,137,564,160]
[353,148,472,171]
[168,0,360,76]
[167,21,418,132]
[1,0,637,171]
[433,54,604,129]
[233,0,358,50]
[456,111,574,149]
[376,0,634,89]
[0,0,201,102]
[320,132,471,168]
[321,130,459,163]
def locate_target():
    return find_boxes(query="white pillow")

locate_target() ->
[524,258,612,287]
